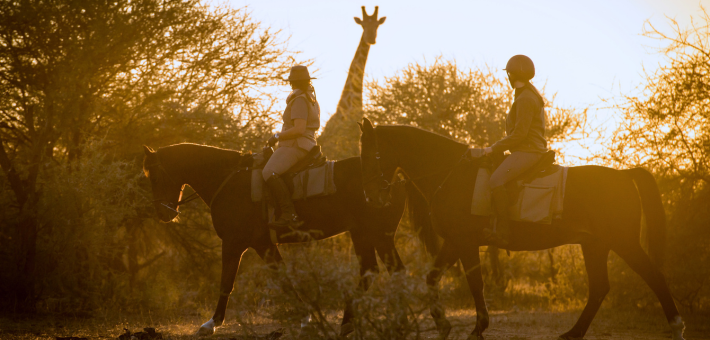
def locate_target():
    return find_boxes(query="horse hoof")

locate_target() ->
[196,318,216,336]
[340,322,354,337]
[466,334,484,340]
[436,319,451,340]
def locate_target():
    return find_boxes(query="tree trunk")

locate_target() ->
[0,140,43,312]
[15,203,39,312]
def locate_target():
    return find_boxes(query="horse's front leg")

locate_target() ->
[197,240,248,336]
[254,242,310,329]
[427,239,458,340]
[459,244,489,340]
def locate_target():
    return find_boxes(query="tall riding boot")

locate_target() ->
[490,186,511,247]
[265,175,305,230]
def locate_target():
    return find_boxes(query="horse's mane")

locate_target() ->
[156,143,245,169]
[375,125,467,151]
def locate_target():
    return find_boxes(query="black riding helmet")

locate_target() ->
[504,55,535,83]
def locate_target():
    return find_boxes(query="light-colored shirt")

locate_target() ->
[279,88,320,150]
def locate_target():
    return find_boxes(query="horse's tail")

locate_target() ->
[624,167,666,267]
[405,181,442,257]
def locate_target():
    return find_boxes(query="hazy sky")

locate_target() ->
[226,0,705,126]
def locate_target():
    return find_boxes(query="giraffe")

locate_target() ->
[318,6,386,160]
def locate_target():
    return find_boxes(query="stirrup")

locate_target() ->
[268,214,305,231]
[482,228,509,247]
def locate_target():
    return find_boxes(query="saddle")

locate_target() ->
[482,150,556,180]
[470,150,568,224]
[283,145,327,175]
[251,145,336,202]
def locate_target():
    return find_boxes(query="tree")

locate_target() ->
[0,0,295,311]
[608,8,709,185]
[607,6,710,311]
[365,57,584,151]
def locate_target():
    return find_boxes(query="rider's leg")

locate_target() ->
[489,186,512,246]
[486,151,543,246]
[262,146,308,229]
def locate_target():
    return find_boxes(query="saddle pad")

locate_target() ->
[471,165,568,224]
[251,161,337,202]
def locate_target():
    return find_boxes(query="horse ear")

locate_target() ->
[357,122,363,131]
[143,145,154,156]
[363,117,374,130]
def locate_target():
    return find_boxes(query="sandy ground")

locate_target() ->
[1,308,708,339]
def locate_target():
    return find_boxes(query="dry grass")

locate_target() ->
[1,308,708,340]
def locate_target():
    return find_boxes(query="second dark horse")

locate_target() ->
[359,118,685,340]
[142,143,434,337]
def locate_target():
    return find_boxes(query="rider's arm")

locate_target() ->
[278,118,307,140]
[489,95,537,154]
[277,97,308,141]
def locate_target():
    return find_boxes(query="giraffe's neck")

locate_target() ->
[335,34,371,117]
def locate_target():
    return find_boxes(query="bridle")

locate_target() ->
[362,151,397,192]
[146,157,196,215]
[146,153,245,216]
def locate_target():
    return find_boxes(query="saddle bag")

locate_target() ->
[250,146,336,202]
[470,150,567,224]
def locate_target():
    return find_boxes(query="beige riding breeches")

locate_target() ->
[262,146,309,181]
[489,151,544,189]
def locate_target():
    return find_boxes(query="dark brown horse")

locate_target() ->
[142,143,434,337]
[358,119,685,340]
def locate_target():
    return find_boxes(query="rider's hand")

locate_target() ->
[484,147,493,155]
[267,134,279,147]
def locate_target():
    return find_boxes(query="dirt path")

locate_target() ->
[1,309,708,339]
[433,309,709,339]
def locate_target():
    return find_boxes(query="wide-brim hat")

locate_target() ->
[284,65,316,81]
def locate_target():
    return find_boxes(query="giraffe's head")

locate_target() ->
[355,6,386,45]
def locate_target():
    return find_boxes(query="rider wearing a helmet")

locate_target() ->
[483,55,548,247]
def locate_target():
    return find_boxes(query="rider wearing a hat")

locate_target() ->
[483,55,548,247]
[262,65,321,230]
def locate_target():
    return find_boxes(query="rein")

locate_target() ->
[366,148,470,194]
[147,154,247,214]
[208,170,240,208]
[401,154,469,208]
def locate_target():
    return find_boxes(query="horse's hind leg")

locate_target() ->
[612,243,685,340]
[427,239,458,340]
[198,241,249,336]
[559,241,610,340]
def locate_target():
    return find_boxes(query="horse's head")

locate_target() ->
[143,145,183,222]
[359,118,397,208]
